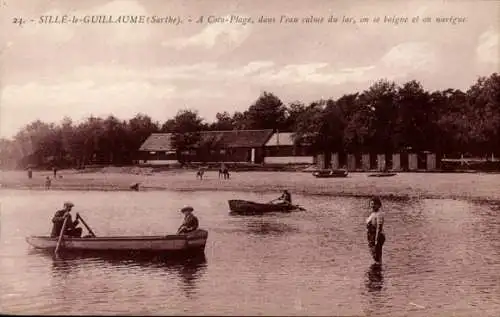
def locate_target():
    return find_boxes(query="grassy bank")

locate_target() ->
[2,167,500,201]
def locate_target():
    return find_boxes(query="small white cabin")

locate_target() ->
[264,132,314,164]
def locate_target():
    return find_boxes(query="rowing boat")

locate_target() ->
[312,169,348,178]
[228,199,303,215]
[26,229,208,255]
[368,172,397,177]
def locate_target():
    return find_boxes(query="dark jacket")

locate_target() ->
[178,214,199,233]
[280,191,292,203]
[50,209,78,237]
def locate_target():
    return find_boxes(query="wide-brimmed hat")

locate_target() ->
[64,201,74,208]
[180,206,194,213]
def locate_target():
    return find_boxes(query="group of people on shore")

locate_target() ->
[196,163,230,180]
[26,166,60,189]
[50,192,385,264]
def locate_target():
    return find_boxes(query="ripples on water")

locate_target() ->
[1,189,499,316]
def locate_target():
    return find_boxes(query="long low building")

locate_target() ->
[138,130,317,166]
[138,129,274,165]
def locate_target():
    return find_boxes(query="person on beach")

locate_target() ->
[177,206,199,234]
[45,176,52,190]
[366,196,385,264]
[219,163,225,179]
[196,167,205,180]
[50,201,83,238]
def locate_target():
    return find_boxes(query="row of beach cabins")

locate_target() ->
[138,129,443,172]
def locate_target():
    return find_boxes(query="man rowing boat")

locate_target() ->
[51,201,83,238]
[275,190,292,204]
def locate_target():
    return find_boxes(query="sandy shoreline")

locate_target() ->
[2,168,500,202]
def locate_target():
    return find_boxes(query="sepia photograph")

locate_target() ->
[0,0,499,315]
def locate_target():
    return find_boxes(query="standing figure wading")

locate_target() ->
[366,196,386,265]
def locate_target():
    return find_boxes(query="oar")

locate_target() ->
[76,213,96,237]
[289,202,306,211]
[55,216,69,255]
[277,200,305,211]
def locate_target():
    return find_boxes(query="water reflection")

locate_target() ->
[48,251,206,265]
[51,258,75,277]
[222,214,300,237]
[175,257,207,298]
[363,263,386,316]
[243,217,299,236]
[365,263,384,293]
[229,215,299,236]
[46,252,208,299]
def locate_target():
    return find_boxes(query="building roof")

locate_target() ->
[139,129,274,151]
[202,129,274,148]
[139,133,173,151]
[264,132,296,147]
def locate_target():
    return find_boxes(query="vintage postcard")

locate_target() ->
[1,0,499,316]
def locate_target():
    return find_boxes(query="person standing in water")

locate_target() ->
[366,196,385,264]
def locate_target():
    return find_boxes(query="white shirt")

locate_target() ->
[366,210,385,232]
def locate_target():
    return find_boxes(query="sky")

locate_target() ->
[0,0,498,138]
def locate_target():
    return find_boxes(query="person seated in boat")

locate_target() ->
[275,190,292,205]
[50,201,83,238]
[177,206,199,234]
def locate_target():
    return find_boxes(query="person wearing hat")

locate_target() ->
[177,206,199,234]
[50,201,83,238]
[366,196,386,265]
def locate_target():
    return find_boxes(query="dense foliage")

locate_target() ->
[1,73,499,169]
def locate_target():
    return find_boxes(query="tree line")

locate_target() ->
[0,73,498,169]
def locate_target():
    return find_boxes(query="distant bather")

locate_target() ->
[196,168,205,180]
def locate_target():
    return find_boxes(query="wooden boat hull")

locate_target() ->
[312,170,348,178]
[26,229,208,255]
[368,172,397,177]
[228,200,300,215]
[33,248,208,264]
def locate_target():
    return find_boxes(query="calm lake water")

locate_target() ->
[1,189,499,316]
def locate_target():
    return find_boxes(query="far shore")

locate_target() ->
[2,167,500,202]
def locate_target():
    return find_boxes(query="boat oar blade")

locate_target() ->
[295,205,306,211]
[55,216,69,255]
